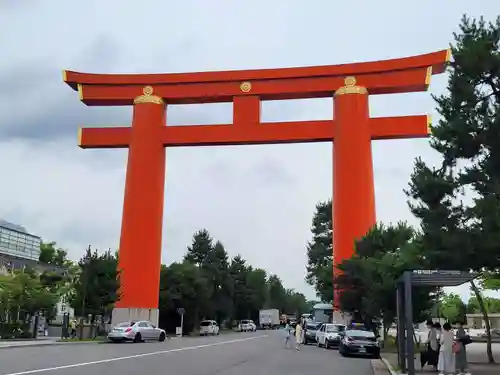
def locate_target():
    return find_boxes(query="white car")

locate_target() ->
[107,320,167,343]
[238,320,257,332]
[315,323,346,349]
[200,320,220,336]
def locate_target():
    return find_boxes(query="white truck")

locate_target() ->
[259,309,280,329]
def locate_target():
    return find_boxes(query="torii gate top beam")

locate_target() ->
[63,50,450,106]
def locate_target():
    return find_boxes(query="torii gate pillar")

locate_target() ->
[112,89,166,325]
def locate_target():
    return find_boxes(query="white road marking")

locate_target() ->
[2,334,269,375]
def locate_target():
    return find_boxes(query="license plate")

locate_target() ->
[358,347,366,353]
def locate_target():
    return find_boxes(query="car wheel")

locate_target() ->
[325,343,330,349]
[133,333,142,343]
[159,332,166,342]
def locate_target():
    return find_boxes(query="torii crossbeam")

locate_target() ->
[64,49,449,324]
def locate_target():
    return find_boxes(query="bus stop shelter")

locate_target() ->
[396,270,477,375]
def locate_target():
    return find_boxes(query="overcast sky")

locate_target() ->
[1,0,499,302]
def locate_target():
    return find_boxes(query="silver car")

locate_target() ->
[107,320,167,343]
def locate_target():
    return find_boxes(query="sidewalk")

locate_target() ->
[0,339,58,349]
[382,348,500,375]
[0,337,103,350]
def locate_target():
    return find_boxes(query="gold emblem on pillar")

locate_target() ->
[240,82,252,93]
[133,86,164,105]
[334,76,368,96]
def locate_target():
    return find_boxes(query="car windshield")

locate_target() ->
[347,329,375,339]
[200,321,211,326]
[306,324,319,330]
[116,321,135,327]
[326,325,344,333]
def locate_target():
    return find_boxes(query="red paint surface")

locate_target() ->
[66,50,448,310]
[333,92,376,309]
[115,103,166,309]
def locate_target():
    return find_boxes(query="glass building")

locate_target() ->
[0,219,41,261]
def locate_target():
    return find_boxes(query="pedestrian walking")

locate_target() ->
[295,322,303,351]
[70,319,77,338]
[437,322,455,375]
[455,322,471,375]
[284,320,292,348]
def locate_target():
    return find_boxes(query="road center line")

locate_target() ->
[2,334,269,375]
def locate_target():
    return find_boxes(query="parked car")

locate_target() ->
[480,328,500,337]
[200,320,220,336]
[315,323,345,349]
[339,329,380,358]
[238,320,257,332]
[107,320,167,343]
[303,322,322,345]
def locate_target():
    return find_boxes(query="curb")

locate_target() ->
[380,356,401,375]
[0,341,102,350]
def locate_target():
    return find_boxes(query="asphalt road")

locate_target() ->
[0,331,375,375]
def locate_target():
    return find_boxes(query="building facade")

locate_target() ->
[0,220,41,261]
[0,219,74,322]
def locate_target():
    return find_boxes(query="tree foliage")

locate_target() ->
[70,246,120,318]
[159,229,309,333]
[39,241,71,267]
[438,293,467,323]
[336,223,438,338]
[405,15,500,362]
[467,296,500,314]
[305,200,333,302]
[0,269,61,327]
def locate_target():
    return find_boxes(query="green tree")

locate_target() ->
[184,229,214,266]
[244,267,269,320]
[267,274,288,313]
[481,272,500,291]
[184,231,232,322]
[467,296,500,314]
[0,271,59,319]
[284,290,309,317]
[406,15,500,363]
[305,200,333,302]
[39,241,70,267]
[337,223,437,342]
[157,228,315,333]
[228,255,249,320]
[158,261,210,333]
[70,246,120,318]
[439,293,467,323]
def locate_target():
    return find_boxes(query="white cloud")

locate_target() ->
[1,0,499,300]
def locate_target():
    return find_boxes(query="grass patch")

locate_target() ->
[381,335,422,353]
[57,337,105,343]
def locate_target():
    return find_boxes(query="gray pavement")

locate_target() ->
[0,331,375,375]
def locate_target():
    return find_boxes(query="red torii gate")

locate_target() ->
[64,49,449,324]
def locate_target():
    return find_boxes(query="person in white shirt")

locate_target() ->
[437,322,455,375]
[295,322,303,351]
[283,321,292,348]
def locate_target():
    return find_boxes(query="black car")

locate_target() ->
[339,329,380,358]
[303,322,322,345]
